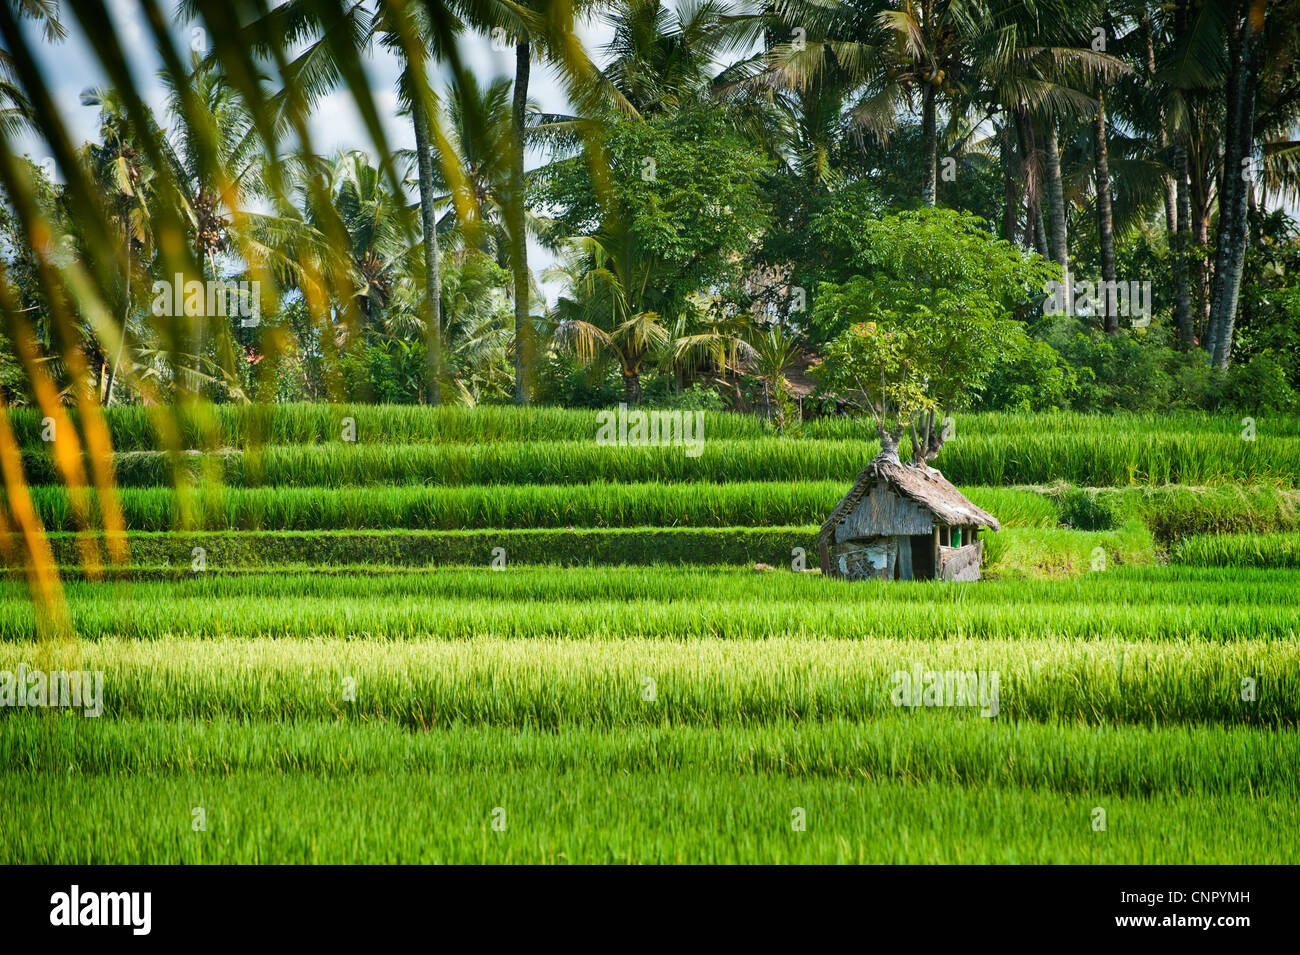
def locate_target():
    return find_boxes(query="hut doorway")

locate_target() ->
[908,535,936,580]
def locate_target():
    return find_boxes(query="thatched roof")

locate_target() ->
[819,449,1001,539]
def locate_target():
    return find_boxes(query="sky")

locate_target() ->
[13,0,626,301]
[19,0,613,152]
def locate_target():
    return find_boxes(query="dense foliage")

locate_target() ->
[4,0,1300,419]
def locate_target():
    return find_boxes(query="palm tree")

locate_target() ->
[431,74,515,255]
[738,1,917,194]
[549,234,671,402]
[256,0,612,406]
[1093,83,1118,332]
[161,54,266,268]
[126,55,346,402]
[1206,0,1300,369]
[757,0,988,207]
[602,0,738,115]
[670,300,756,396]
[873,0,985,207]
[79,87,156,404]
[747,323,801,426]
[241,0,472,404]
[1152,0,1224,345]
[1205,0,1265,368]
[476,0,615,404]
[0,0,63,138]
[327,151,408,331]
[237,0,612,408]
[1142,0,1300,363]
[960,2,1124,263]
[423,73,570,264]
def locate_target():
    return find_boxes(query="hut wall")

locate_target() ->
[833,484,934,543]
[894,536,914,580]
[937,540,984,581]
[830,536,896,581]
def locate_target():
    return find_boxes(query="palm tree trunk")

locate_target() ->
[921,80,937,207]
[623,370,642,404]
[510,38,532,404]
[1013,112,1042,255]
[1159,141,1176,235]
[1175,8,1212,343]
[1044,121,1068,271]
[1094,90,1118,334]
[1191,182,1210,339]
[1174,143,1195,348]
[1208,9,1264,371]
[412,93,442,406]
[1141,11,1178,233]
[105,326,125,406]
[105,248,129,406]
[1001,124,1020,244]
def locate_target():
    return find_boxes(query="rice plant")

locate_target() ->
[21,433,1300,491]
[12,405,1300,451]
[23,482,1056,532]
[1172,532,1300,568]
[6,769,1292,864]
[7,717,1297,796]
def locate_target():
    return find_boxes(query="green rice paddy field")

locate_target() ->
[2,406,1298,863]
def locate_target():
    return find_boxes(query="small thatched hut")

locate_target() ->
[818,449,999,581]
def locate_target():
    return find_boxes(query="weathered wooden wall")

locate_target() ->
[938,540,984,581]
[894,535,914,580]
[833,484,935,543]
[829,536,895,580]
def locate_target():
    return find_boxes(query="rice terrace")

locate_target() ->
[0,0,1298,902]
[3,405,1298,865]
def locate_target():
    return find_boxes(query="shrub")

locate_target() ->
[1056,487,1126,530]
[38,527,818,569]
[1220,353,1299,413]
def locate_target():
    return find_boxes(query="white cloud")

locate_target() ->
[108,0,146,53]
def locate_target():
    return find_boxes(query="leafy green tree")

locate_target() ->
[815,274,1031,461]
[812,207,1052,458]
[539,106,772,324]
[806,207,1057,344]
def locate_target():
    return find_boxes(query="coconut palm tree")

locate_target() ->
[549,234,672,402]
[420,73,574,264]
[237,0,476,404]
[327,150,409,331]
[601,0,738,115]
[1206,0,1300,369]
[469,0,619,404]
[957,1,1124,262]
[78,87,158,404]
[0,0,63,138]
[747,323,801,425]
[873,0,986,207]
